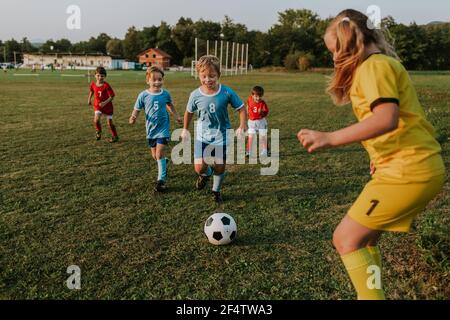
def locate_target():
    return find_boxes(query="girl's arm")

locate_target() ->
[88,92,93,105]
[166,103,183,124]
[129,109,140,124]
[298,103,399,153]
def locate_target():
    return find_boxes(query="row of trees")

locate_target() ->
[1,9,449,70]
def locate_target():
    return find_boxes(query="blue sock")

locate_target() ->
[157,159,167,182]
[212,173,225,192]
[202,166,213,177]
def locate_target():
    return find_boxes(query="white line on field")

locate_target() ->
[14,74,40,76]
[61,75,85,77]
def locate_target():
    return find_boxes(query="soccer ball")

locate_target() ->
[204,213,237,246]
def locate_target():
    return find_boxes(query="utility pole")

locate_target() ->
[13,51,17,66]
[3,46,6,63]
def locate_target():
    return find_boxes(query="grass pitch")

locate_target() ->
[0,69,448,299]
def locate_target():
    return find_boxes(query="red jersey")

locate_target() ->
[247,96,269,121]
[90,81,115,115]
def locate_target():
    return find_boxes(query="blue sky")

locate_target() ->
[1,0,449,42]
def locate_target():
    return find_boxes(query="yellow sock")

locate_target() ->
[367,246,382,270]
[341,248,385,300]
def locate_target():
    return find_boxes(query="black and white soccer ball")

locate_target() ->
[204,213,237,245]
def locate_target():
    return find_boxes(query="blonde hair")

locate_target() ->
[146,66,165,82]
[326,9,398,105]
[196,55,221,76]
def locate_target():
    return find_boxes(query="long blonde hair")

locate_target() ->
[326,9,398,105]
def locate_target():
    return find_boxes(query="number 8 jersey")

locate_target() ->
[187,84,244,145]
[134,89,173,139]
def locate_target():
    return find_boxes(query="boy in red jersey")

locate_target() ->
[88,67,119,143]
[247,86,269,157]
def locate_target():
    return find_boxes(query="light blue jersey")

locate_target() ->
[134,89,172,139]
[187,84,244,145]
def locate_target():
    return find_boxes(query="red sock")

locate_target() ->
[95,121,101,133]
[247,135,253,153]
[109,124,118,137]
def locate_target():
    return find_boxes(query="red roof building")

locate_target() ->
[137,48,171,70]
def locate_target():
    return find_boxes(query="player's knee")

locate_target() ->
[195,165,206,175]
[333,232,363,255]
[213,165,225,175]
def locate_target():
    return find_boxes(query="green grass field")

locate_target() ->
[0,69,448,299]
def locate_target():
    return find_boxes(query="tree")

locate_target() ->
[20,37,37,53]
[157,22,181,64]
[4,39,21,62]
[86,33,111,54]
[194,19,222,41]
[172,17,195,58]
[140,26,159,51]
[106,39,123,57]
[123,27,141,61]
[221,16,248,43]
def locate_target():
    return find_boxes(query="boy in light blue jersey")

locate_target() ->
[182,55,247,203]
[130,66,182,192]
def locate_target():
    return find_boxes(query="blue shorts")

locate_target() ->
[147,138,169,148]
[194,140,227,161]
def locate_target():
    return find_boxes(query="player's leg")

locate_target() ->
[333,215,385,300]
[247,120,257,156]
[94,111,102,140]
[107,117,119,142]
[366,233,383,271]
[211,144,227,203]
[259,119,268,156]
[194,141,213,190]
[153,140,169,192]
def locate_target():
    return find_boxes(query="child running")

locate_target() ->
[182,55,247,203]
[129,66,182,192]
[88,66,119,143]
[246,85,269,157]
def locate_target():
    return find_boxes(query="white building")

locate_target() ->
[23,53,113,69]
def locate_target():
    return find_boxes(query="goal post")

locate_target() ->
[191,37,249,79]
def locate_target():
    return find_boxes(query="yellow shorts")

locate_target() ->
[347,174,445,232]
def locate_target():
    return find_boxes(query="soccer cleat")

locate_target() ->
[96,131,102,141]
[154,180,166,192]
[109,136,119,143]
[213,191,223,203]
[196,175,210,190]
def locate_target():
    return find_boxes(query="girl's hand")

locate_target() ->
[370,161,376,175]
[176,116,183,124]
[129,116,136,125]
[99,101,106,108]
[297,129,332,153]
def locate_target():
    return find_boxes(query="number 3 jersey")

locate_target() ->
[134,89,173,139]
[187,85,244,146]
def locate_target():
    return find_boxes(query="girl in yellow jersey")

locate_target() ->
[298,9,445,300]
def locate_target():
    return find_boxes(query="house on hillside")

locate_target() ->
[137,48,171,70]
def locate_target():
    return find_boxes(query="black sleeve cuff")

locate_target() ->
[370,98,399,111]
